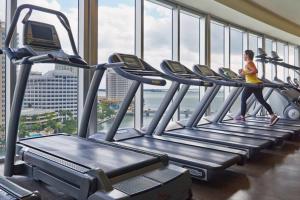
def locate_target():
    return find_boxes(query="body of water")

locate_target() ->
[97,89,225,131]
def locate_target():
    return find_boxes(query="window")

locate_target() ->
[276,42,286,81]
[288,45,295,80]
[248,34,263,77]
[0,0,6,156]
[179,11,202,120]
[265,38,274,80]
[97,0,135,132]
[229,27,244,114]
[17,0,79,138]
[210,21,225,115]
[230,28,243,74]
[143,1,172,128]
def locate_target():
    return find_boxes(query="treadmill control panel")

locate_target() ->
[164,60,188,74]
[24,21,61,54]
[219,68,241,80]
[195,65,215,76]
[116,54,145,70]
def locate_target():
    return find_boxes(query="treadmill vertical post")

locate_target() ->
[145,82,180,135]
[5,62,32,177]
[78,66,105,138]
[105,81,141,141]
[155,85,190,135]
[186,85,220,127]
[211,87,243,123]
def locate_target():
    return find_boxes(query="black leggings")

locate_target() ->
[241,87,274,116]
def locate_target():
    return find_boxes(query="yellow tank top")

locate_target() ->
[243,64,262,84]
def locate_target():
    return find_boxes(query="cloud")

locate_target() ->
[0,0,5,21]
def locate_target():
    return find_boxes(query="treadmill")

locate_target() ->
[0,177,40,200]
[242,49,300,124]
[2,5,192,200]
[82,53,247,181]
[147,61,273,158]
[199,67,298,138]
[220,50,300,133]
[185,66,291,141]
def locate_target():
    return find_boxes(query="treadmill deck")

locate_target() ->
[18,135,160,177]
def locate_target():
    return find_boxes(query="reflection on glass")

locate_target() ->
[97,0,135,132]
[143,1,172,128]
[17,0,79,139]
[180,12,201,120]
[0,0,6,155]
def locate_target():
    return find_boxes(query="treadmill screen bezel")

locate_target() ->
[165,60,188,74]
[116,54,145,70]
[197,65,215,76]
[222,68,239,79]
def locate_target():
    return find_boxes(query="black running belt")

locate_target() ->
[19,135,160,177]
[119,137,241,169]
[199,124,290,139]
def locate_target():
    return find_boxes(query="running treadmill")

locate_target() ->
[186,65,291,140]
[3,5,192,200]
[83,53,247,181]
[242,49,300,124]
[0,178,40,200]
[148,61,273,158]
[198,67,298,138]
[219,50,300,134]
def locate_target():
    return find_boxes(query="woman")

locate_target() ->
[235,50,279,126]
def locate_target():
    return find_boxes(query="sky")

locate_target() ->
[1,0,296,87]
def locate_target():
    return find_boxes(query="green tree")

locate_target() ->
[97,102,115,120]
[19,117,30,138]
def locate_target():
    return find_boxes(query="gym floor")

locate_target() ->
[192,136,300,200]
[1,137,300,200]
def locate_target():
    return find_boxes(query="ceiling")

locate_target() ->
[172,0,300,45]
[251,0,300,26]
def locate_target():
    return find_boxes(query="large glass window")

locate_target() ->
[210,21,225,115]
[143,1,172,128]
[0,0,6,155]
[17,0,79,138]
[276,42,286,81]
[288,45,295,80]
[179,11,201,120]
[97,0,135,132]
[229,27,244,114]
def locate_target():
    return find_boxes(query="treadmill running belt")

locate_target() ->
[120,137,241,169]
[169,129,270,147]
[18,135,160,177]
[224,121,300,132]
[199,124,290,139]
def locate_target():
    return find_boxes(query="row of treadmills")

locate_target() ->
[0,4,299,200]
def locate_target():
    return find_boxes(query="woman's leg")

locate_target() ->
[252,88,274,115]
[241,87,253,116]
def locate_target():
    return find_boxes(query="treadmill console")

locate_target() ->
[23,21,61,54]
[194,65,216,77]
[219,68,241,80]
[163,60,188,74]
[115,54,145,70]
[271,51,283,61]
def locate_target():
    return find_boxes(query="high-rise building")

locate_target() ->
[55,64,78,75]
[106,68,131,101]
[23,70,78,118]
[0,21,5,140]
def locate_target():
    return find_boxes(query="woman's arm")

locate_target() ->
[243,62,258,75]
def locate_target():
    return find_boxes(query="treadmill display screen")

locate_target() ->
[167,61,187,74]
[222,68,239,79]
[31,24,54,41]
[119,55,144,70]
[197,66,215,76]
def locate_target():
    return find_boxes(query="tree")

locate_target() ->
[97,102,115,120]
[18,117,30,138]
